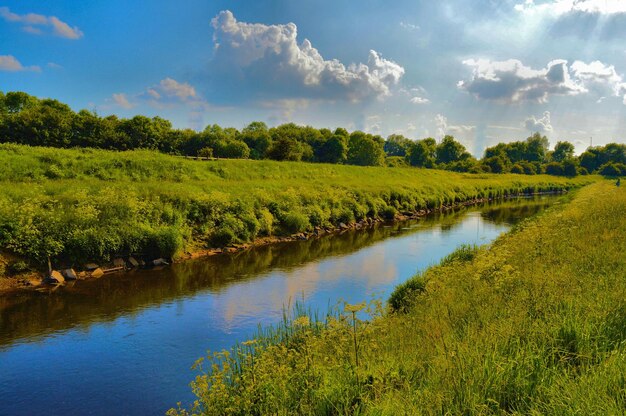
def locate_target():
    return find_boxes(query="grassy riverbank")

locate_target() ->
[0,143,595,283]
[171,181,626,415]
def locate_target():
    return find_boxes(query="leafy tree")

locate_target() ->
[552,141,575,162]
[482,156,509,173]
[525,132,549,162]
[384,134,412,157]
[267,136,306,161]
[545,162,564,176]
[347,131,385,166]
[317,134,347,164]
[562,158,578,177]
[436,135,470,165]
[406,139,436,167]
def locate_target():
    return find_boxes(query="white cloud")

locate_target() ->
[112,93,134,109]
[210,10,405,102]
[410,96,430,104]
[400,21,420,31]
[515,0,626,15]
[458,58,585,103]
[0,7,83,39]
[154,78,197,101]
[0,55,40,72]
[570,60,626,100]
[524,111,553,132]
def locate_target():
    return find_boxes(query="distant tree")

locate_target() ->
[384,134,412,157]
[347,131,385,166]
[545,162,564,176]
[436,135,470,165]
[482,156,509,173]
[214,140,250,159]
[552,141,575,162]
[562,158,578,177]
[525,132,549,162]
[241,121,272,159]
[406,139,436,167]
[267,136,305,161]
[317,134,347,164]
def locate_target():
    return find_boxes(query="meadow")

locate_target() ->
[0,143,595,278]
[170,180,626,415]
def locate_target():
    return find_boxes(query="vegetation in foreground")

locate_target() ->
[170,181,626,415]
[0,144,596,279]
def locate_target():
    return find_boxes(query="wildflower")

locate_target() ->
[344,302,366,313]
[293,316,310,327]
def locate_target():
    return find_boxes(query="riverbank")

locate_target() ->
[0,144,597,291]
[172,180,626,415]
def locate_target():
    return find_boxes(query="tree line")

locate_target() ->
[1,90,625,176]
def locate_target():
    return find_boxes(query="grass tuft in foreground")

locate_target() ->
[170,181,626,415]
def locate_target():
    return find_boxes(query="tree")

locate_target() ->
[482,156,509,173]
[406,139,436,167]
[384,134,411,157]
[267,136,306,161]
[436,135,469,165]
[524,132,549,162]
[317,134,347,164]
[552,141,575,162]
[346,131,385,166]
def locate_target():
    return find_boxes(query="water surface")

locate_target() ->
[0,197,557,415]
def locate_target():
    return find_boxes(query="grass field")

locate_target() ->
[170,181,626,415]
[0,143,596,276]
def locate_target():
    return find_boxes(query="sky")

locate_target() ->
[2,0,626,156]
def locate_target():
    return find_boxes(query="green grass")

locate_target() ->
[170,181,626,415]
[0,143,596,271]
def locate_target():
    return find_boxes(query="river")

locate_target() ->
[0,196,559,415]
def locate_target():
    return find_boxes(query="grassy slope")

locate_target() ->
[173,181,626,415]
[0,143,596,274]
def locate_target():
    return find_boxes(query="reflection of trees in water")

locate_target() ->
[0,196,560,347]
[480,196,555,225]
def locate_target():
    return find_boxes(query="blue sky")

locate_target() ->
[2,0,626,155]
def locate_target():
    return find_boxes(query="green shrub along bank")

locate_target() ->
[0,144,595,272]
[170,181,626,415]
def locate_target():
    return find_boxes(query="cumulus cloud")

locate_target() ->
[570,60,626,100]
[111,78,204,110]
[209,10,404,102]
[0,55,40,72]
[112,93,134,109]
[524,111,553,132]
[458,58,585,103]
[0,7,83,39]
[410,96,430,104]
[146,78,197,102]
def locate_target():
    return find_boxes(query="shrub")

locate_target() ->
[439,244,479,266]
[389,273,427,312]
[381,205,397,220]
[282,212,310,234]
[7,260,30,275]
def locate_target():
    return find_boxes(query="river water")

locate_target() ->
[0,197,558,415]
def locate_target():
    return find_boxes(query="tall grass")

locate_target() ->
[0,143,596,270]
[171,181,626,415]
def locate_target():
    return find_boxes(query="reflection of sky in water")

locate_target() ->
[0,208,525,416]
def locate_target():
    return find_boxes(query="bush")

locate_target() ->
[7,260,30,275]
[510,164,525,174]
[381,205,397,220]
[389,273,427,312]
[282,212,310,234]
[599,162,626,177]
[439,244,479,266]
